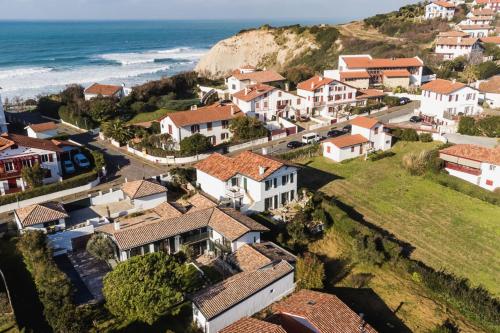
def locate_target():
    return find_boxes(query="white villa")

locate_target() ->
[84,83,129,100]
[159,102,244,148]
[435,36,484,60]
[25,122,59,139]
[322,116,392,162]
[425,1,456,20]
[458,24,494,37]
[473,0,500,12]
[419,79,480,132]
[195,151,298,213]
[121,179,168,210]
[231,84,306,121]
[226,68,286,95]
[440,144,500,191]
[15,202,69,233]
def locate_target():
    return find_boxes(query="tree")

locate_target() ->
[476,61,500,80]
[91,150,106,173]
[296,253,325,290]
[21,162,45,188]
[37,96,62,118]
[229,117,268,142]
[459,65,479,85]
[60,84,84,105]
[457,116,477,135]
[102,120,133,145]
[179,133,213,156]
[86,234,114,262]
[102,252,203,324]
[89,97,118,122]
[476,116,500,138]
[399,128,419,142]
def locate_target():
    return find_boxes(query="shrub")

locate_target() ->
[383,96,400,107]
[21,162,44,188]
[58,105,97,130]
[179,134,213,156]
[37,96,62,119]
[419,133,433,142]
[368,151,396,161]
[402,150,442,176]
[399,128,419,141]
[86,234,114,262]
[458,116,499,138]
[229,117,269,143]
[278,144,320,160]
[351,103,385,115]
[458,116,477,136]
[296,253,325,290]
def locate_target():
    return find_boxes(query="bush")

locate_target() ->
[37,96,62,119]
[368,151,396,161]
[229,117,268,143]
[458,116,500,138]
[86,234,114,262]
[0,171,97,206]
[296,253,325,290]
[278,144,320,160]
[457,116,477,136]
[383,96,400,107]
[402,150,442,176]
[419,133,433,142]
[179,133,213,156]
[159,99,200,111]
[58,105,97,130]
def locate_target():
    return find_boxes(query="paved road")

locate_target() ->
[444,133,498,148]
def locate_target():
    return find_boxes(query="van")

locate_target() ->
[302,133,320,144]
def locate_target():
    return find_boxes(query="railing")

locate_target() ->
[0,170,22,180]
[183,232,209,245]
[212,240,232,254]
[225,186,244,199]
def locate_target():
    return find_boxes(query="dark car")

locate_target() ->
[342,125,352,133]
[287,141,303,149]
[410,116,422,123]
[399,97,411,105]
[327,129,344,138]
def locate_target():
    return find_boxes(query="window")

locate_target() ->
[449,95,453,102]
[374,127,379,135]
[40,154,51,163]
[256,102,260,109]
[486,180,493,186]
[297,99,301,105]
[273,178,278,188]
[351,146,355,152]
[290,173,294,183]
[278,91,282,97]
[168,124,173,134]
[191,125,200,133]
[265,197,273,210]
[232,84,236,90]
[207,122,212,131]
[4,162,14,172]
[274,195,278,209]
[348,92,352,99]
[221,133,229,140]
[270,289,275,293]
[222,120,229,129]
[264,101,268,108]
[281,192,288,205]
[22,159,33,168]
[327,146,331,153]
[282,175,288,185]
[490,165,496,171]
[290,190,295,201]
[455,95,458,102]
[265,179,272,191]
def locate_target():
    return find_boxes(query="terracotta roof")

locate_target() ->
[121,180,167,199]
[438,31,470,37]
[15,202,68,227]
[26,122,58,132]
[162,102,243,127]
[196,151,293,182]
[342,56,423,69]
[339,71,371,80]
[153,202,183,219]
[191,261,294,320]
[186,193,218,211]
[220,318,286,333]
[350,116,380,129]
[0,136,15,151]
[297,76,335,92]
[382,69,411,78]
[228,244,272,272]
[471,8,496,15]
[252,242,297,266]
[84,83,122,96]
[436,37,479,46]
[0,133,62,152]
[272,290,378,333]
[232,84,276,102]
[440,144,500,165]
[479,75,500,94]
[209,207,269,241]
[475,0,500,4]
[421,79,467,94]
[231,70,285,83]
[323,134,369,149]
[356,89,386,100]
[480,36,500,44]
[239,65,256,70]
[432,0,456,8]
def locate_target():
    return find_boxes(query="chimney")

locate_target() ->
[259,166,266,175]
[191,105,198,111]
[285,82,290,92]
[114,221,120,231]
[452,79,456,84]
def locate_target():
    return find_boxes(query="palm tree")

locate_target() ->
[102,120,133,145]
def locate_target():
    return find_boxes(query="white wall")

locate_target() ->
[133,192,167,210]
[352,124,392,151]
[233,232,261,251]
[479,163,500,191]
[425,3,455,20]
[90,189,125,206]
[193,272,295,333]
[47,225,95,254]
[197,170,227,201]
[160,117,233,147]
[483,92,500,109]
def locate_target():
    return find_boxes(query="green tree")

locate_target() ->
[476,116,500,138]
[229,117,268,142]
[399,128,419,141]
[102,119,133,145]
[457,116,477,135]
[483,43,500,61]
[91,150,106,173]
[86,234,114,262]
[296,253,325,290]
[89,97,118,122]
[37,96,62,118]
[476,61,500,80]
[60,84,84,105]
[21,162,45,188]
[179,133,213,156]
[102,252,203,324]
[459,65,479,85]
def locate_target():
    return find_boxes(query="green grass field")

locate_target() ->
[127,109,176,125]
[299,141,500,296]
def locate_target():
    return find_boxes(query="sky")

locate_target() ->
[0,0,416,21]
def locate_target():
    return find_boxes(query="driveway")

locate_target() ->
[67,251,111,302]
[443,133,498,148]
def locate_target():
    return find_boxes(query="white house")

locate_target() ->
[195,151,298,213]
[419,79,480,132]
[322,116,392,162]
[296,76,362,118]
[435,36,484,60]
[0,91,8,133]
[84,83,128,100]
[440,144,500,191]
[14,202,68,233]
[121,179,168,210]
[0,133,63,194]
[425,1,456,20]
[460,15,495,26]
[473,0,500,12]
[191,260,295,333]
[478,75,500,108]
[458,24,494,37]
[469,8,496,16]
[226,68,286,95]
[25,122,58,139]
[231,84,306,121]
[160,102,244,148]
[336,55,425,87]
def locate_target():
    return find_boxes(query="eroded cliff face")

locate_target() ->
[195,28,318,78]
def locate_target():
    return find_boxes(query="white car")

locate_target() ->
[302,133,320,145]
[73,153,91,168]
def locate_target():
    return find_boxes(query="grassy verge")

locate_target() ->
[294,141,500,297]
[127,109,176,125]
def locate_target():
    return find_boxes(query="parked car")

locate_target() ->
[399,97,411,105]
[73,153,91,168]
[302,133,321,144]
[342,125,352,133]
[63,160,76,174]
[287,141,303,149]
[327,129,344,138]
[410,116,422,123]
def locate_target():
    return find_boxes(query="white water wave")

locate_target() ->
[0,67,53,80]
[99,47,208,66]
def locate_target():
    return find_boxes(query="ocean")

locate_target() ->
[0,20,329,99]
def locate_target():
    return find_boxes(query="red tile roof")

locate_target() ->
[440,144,500,165]
[232,84,276,102]
[382,69,411,78]
[196,151,293,182]
[342,56,423,69]
[15,202,68,227]
[84,83,122,96]
[339,71,371,80]
[0,133,62,152]
[272,290,378,333]
[350,116,380,129]
[471,8,496,15]
[121,180,167,199]
[480,36,500,44]
[27,122,58,132]
[432,1,456,8]
[163,102,243,127]
[297,76,335,92]
[459,24,493,30]
[228,244,272,272]
[220,317,286,333]
[356,89,386,100]
[438,31,470,38]
[479,75,500,94]
[436,37,479,46]
[323,134,369,148]
[421,79,467,94]
[232,70,285,83]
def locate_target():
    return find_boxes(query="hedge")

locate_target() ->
[278,144,320,160]
[351,103,385,115]
[0,171,97,206]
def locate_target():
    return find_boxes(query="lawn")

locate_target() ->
[298,141,500,297]
[127,109,176,125]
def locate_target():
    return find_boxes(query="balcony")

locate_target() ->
[0,170,21,181]
[183,232,209,245]
[225,186,244,199]
[211,240,232,254]
[443,111,460,121]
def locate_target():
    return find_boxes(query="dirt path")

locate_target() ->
[336,21,403,42]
